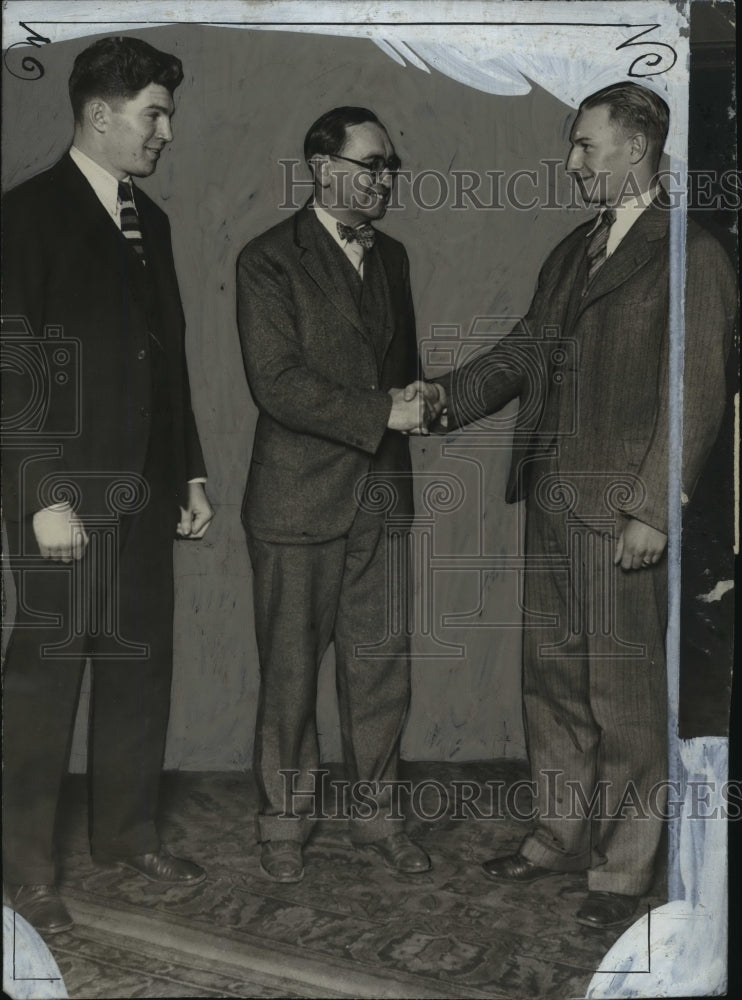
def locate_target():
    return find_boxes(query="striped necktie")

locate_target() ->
[117,180,146,265]
[583,208,616,293]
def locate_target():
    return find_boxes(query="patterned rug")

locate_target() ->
[28,765,665,999]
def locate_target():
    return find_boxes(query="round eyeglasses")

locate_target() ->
[329,153,402,179]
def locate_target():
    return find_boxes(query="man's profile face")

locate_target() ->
[102,82,174,179]
[327,121,396,223]
[566,104,637,206]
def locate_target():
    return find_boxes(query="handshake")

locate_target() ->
[387,380,447,435]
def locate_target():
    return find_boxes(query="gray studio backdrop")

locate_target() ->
[2,24,590,770]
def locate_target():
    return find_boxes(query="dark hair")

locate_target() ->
[580,82,669,165]
[304,107,382,162]
[69,36,183,123]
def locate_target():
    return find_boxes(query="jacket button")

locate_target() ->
[370,383,377,390]
[137,348,147,360]
[140,406,149,418]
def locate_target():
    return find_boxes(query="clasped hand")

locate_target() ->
[388,380,447,435]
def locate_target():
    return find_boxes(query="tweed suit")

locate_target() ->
[236,204,419,843]
[439,197,736,894]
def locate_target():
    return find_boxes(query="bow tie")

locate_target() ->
[337,222,376,250]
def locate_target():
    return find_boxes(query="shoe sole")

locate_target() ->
[481,867,561,884]
[37,920,74,936]
[259,862,305,884]
[575,912,636,929]
[114,861,207,886]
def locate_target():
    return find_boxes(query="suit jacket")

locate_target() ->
[440,197,737,532]
[1,154,206,522]
[236,204,419,543]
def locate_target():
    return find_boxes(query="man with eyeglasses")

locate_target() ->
[236,107,440,883]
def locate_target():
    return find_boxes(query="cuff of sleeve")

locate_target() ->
[353,391,394,455]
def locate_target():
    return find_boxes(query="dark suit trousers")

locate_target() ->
[2,409,176,885]
[517,468,668,896]
[247,507,411,845]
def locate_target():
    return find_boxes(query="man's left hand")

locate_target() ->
[614,517,667,571]
[177,482,214,539]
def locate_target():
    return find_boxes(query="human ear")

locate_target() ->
[628,132,648,164]
[86,98,111,135]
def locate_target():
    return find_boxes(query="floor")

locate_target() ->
[7,763,667,999]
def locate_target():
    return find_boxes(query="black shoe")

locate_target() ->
[260,841,304,883]
[116,850,206,885]
[576,891,638,929]
[482,852,560,883]
[8,884,74,936]
[363,833,431,873]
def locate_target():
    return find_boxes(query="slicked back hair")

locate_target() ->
[304,106,383,163]
[580,82,670,168]
[69,35,183,123]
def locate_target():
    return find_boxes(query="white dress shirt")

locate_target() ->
[313,203,366,278]
[69,145,128,224]
[588,187,659,257]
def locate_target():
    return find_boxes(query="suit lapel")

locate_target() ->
[61,154,126,253]
[61,154,151,313]
[578,197,670,314]
[295,206,369,339]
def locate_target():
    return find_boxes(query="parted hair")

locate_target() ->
[581,83,670,165]
[69,36,183,123]
[303,106,382,162]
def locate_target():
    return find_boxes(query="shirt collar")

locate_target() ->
[598,186,659,223]
[69,146,131,218]
[589,185,660,254]
[312,202,368,252]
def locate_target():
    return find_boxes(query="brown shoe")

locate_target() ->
[482,852,560,883]
[576,891,638,929]
[260,841,304,883]
[8,884,74,936]
[363,833,431,874]
[116,850,206,885]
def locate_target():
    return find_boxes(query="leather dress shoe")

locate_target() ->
[260,841,304,883]
[364,833,431,874]
[482,852,560,883]
[7,884,74,936]
[576,891,638,929]
[116,850,206,885]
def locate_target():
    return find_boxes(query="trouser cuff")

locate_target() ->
[588,870,656,896]
[257,814,315,844]
[519,832,591,872]
[349,815,406,845]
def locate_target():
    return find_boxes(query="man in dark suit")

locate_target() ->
[1,36,213,936]
[410,82,736,928]
[236,107,438,883]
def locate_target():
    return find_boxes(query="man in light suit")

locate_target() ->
[237,107,437,883]
[411,82,736,927]
[2,36,213,936]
